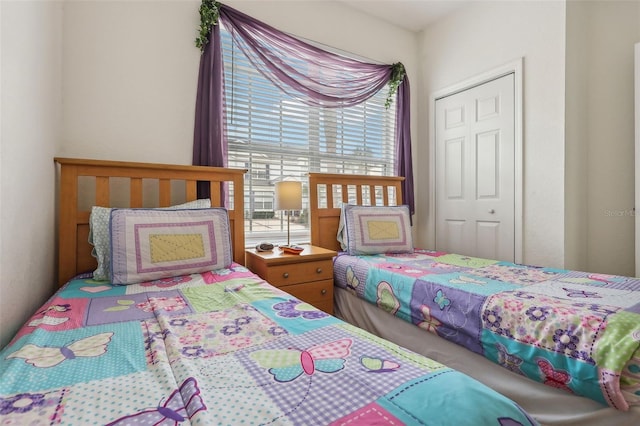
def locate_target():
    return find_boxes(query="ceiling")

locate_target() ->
[338,0,471,32]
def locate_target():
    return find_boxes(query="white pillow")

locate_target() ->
[89,199,211,280]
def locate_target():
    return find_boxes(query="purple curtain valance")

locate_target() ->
[193,2,414,213]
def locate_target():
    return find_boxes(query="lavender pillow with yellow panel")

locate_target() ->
[109,208,232,285]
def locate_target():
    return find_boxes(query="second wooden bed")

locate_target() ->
[308,172,640,426]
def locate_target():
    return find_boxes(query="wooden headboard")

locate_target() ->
[308,173,404,251]
[55,157,247,286]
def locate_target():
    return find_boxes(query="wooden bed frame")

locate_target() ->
[308,172,404,250]
[55,158,247,286]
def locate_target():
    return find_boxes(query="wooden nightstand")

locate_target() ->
[245,245,337,315]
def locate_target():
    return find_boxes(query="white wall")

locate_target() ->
[581,1,639,276]
[565,0,590,271]
[417,1,567,268]
[61,0,418,167]
[61,1,201,164]
[565,1,640,276]
[0,1,62,349]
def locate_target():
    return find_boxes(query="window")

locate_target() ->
[221,27,396,247]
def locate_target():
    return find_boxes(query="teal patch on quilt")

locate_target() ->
[0,322,145,395]
[58,277,127,299]
[481,330,605,405]
[364,266,415,322]
[377,369,536,425]
[251,297,340,335]
[419,271,519,296]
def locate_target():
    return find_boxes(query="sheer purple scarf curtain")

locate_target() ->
[193,2,414,213]
[394,75,415,213]
[193,22,226,199]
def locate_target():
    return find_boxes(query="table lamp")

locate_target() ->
[275,180,302,248]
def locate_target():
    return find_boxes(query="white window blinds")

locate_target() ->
[221,27,396,246]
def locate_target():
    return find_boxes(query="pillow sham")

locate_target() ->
[109,208,232,285]
[89,199,211,281]
[342,204,413,255]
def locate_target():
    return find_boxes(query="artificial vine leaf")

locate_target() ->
[386,62,406,109]
[195,0,221,51]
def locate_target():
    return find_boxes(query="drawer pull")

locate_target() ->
[283,272,289,279]
[321,289,327,295]
[316,268,322,274]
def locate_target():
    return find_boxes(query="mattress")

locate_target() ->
[333,249,640,413]
[0,264,537,425]
[335,286,640,425]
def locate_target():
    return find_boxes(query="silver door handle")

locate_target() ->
[488,209,495,214]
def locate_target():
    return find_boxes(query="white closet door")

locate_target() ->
[435,74,515,262]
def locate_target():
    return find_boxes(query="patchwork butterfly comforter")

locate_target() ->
[0,264,537,425]
[333,249,640,411]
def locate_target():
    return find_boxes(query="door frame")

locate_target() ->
[634,43,639,276]
[428,58,524,264]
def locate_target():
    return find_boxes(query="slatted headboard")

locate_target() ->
[308,173,404,251]
[55,157,247,286]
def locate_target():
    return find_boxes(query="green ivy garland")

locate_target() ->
[195,0,221,51]
[386,62,406,109]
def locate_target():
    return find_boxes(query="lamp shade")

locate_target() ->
[275,180,302,211]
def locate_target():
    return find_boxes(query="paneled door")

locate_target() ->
[435,73,515,262]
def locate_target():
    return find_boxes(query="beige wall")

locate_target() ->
[565,0,640,276]
[580,1,639,276]
[417,1,567,268]
[60,0,418,167]
[565,0,590,271]
[0,1,62,349]
[60,1,202,164]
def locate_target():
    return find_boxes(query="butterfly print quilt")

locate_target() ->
[333,249,640,410]
[0,263,537,425]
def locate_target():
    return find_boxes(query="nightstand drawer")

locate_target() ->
[285,279,334,314]
[265,260,333,286]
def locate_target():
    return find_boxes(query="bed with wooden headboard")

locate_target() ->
[0,159,541,425]
[307,172,640,425]
[55,157,246,286]
[308,172,404,251]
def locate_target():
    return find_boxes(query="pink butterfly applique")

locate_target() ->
[536,358,573,393]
